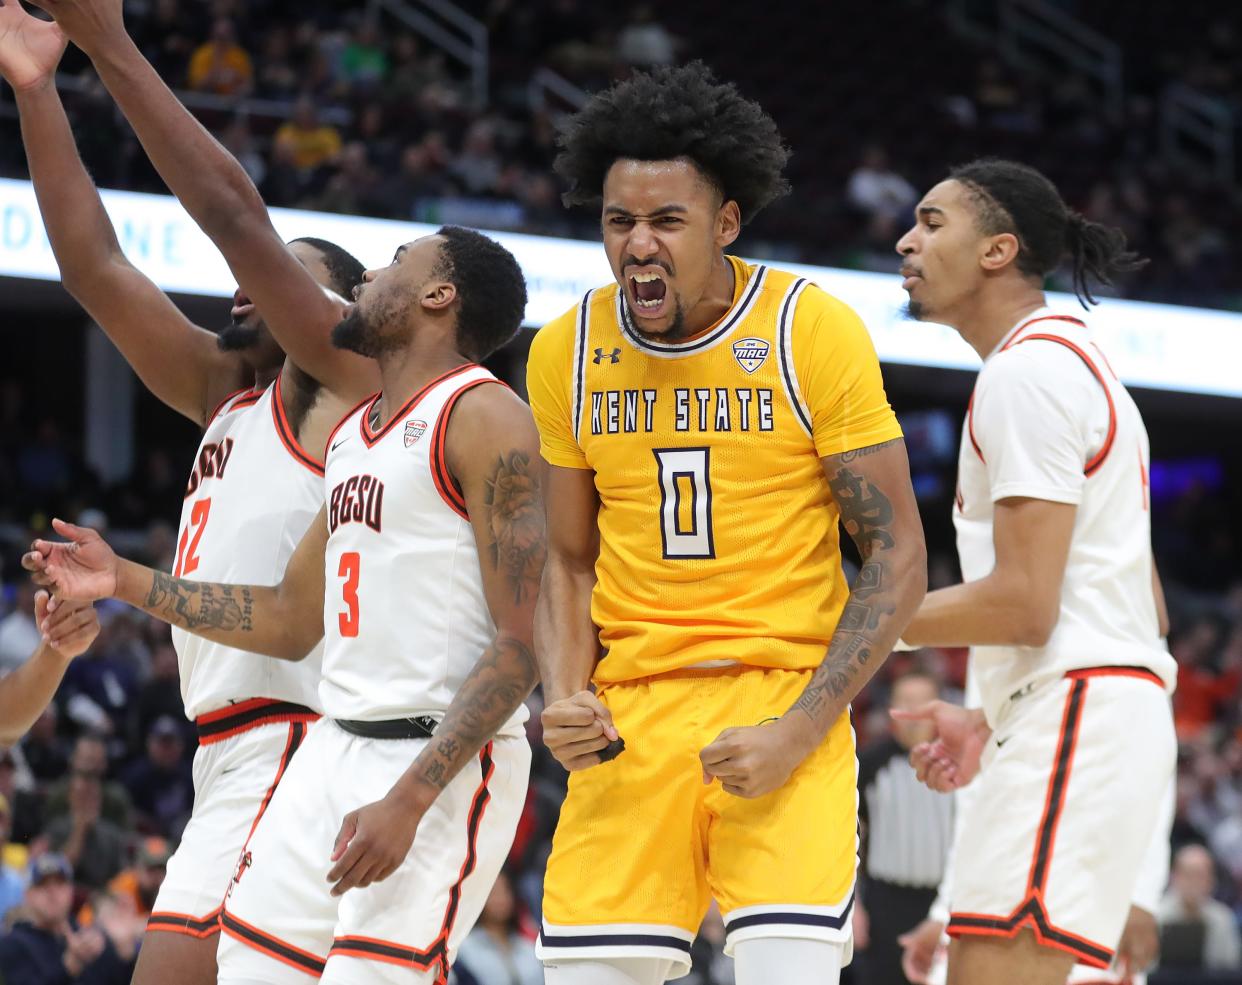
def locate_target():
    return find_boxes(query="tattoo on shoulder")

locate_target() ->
[145,572,253,632]
[837,437,901,464]
[483,450,547,604]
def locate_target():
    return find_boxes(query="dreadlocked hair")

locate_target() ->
[949,158,1147,308]
[554,61,791,223]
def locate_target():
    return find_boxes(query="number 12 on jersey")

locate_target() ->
[653,447,716,559]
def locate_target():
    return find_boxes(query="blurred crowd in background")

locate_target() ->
[0,0,1240,982]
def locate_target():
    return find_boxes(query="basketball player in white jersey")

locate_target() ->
[885,158,1177,985]
[0,5,376,983]
[27,224,541,985]
[898,668,1174,985]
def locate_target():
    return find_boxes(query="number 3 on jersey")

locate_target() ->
[173,499,212,577]
[653,447,715,559]
[338,552,361,637]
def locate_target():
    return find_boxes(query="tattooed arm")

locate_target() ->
[700,437,926,798]
[23,514,328,661]
[326,384,544,894]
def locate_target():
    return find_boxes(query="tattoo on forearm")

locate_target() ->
[484,451,547,604]
[793,453,905,726]
[145,572,254,632]
[412,636,537,792]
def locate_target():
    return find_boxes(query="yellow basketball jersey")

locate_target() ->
[527,256,902,683]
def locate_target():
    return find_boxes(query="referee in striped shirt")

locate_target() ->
[856,669,956,985]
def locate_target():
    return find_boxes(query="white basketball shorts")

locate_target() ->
[946,666,1174,969]
[216,718,530,985]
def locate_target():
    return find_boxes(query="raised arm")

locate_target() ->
[325,384,545,894]
[0,0,244,424]
[32,0,377,400]
[24,516,327,660]
[0,592,99,744]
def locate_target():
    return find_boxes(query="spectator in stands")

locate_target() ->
[0,853,132,984]
[43,737,130,891]
[451,120,503,197]
[1157,844,1242,971]
[128,642,184,753]
[453,870,541,985]
[273,97,342,173]
[79,837,169,926]
[0,793,24,924]
[254,26,299,99]
[311,141,379,216]
[1173,616,1240,740]
[58,617,141,740]
[186,18,253,97]
[0,747,41,845]
[0,579,40,676]
[22,706,68,784]
[220,117,267,188]
[846,146,918,226]
[340,20,388,89]
[617,6,678,67]
[119,717,192,838]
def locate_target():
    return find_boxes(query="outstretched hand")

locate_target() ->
[23,518,120,605]
[36,590,99,658]
[0,0,66,91]
[26,0,126,58]
[891,701,990,792]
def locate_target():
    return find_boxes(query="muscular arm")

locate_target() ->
[49,4,375,399]
[533,465,600,702]
[901,497,1076,648]
[388,385,545,803]
[785,438,927,740]
[14,60,246,424]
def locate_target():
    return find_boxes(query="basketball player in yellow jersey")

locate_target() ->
[526,63,928,985]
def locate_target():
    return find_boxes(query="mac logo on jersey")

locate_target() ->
[732,338,769,374]
[404,419,428,447]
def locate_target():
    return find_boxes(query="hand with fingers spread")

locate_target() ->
[898,917,945,984]
[540,691,620,771]
[23,518,120,604]
[892,701,990,792]
[326,790,427,897]
[23,0,127,58]
[699,718,810,798]
[36,589,99,658]
[0,0,66,92]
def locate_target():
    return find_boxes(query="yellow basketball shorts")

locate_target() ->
[537,666,857,974]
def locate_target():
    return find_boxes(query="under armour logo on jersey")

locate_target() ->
[404,419,428,447]
[593,348,621,364]
[732,337,769,374]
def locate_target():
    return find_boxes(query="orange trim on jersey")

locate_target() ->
[429,379,506,520]
[948,890,1113,968]
[270,374,325,476]
[1065,665,1164,687]
[359,364,481,447]
[146,907,222,938]
[1000,332,1117,476]
[1026,680,1085,895]
[220,909,327,976]
[965,390,985,463]
[207,387,259,427]
[326,743,496,985]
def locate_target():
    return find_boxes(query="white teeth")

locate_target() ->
[632,272,663,283]
[636,297,662,308]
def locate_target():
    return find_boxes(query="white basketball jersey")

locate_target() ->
[172,377,325,719]
[319,365,526,733]
[953,308,1176,724]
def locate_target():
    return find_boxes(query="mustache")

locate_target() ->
[622,257,674,276]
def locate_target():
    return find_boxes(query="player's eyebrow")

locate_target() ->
[604,204,689,217]
[392,244,408,263]
[916,205,945,220]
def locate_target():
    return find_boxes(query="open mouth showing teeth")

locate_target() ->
[630,272,667,311]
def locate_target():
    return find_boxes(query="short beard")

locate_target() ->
[332,306,400,358]
[626,300,688,342]
[902,300,926,321]
[216,321,262,351]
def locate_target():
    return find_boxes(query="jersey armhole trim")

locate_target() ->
[571,289,593,447]
[206,387,259,428]
[776,277,814,440]
[431,378,511,520]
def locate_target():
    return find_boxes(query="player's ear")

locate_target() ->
[716,199,742,249]
[980,232,1020,273]
[422,281,457,310]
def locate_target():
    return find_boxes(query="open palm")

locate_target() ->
[24,519,119,602]
[0,0,66,91]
